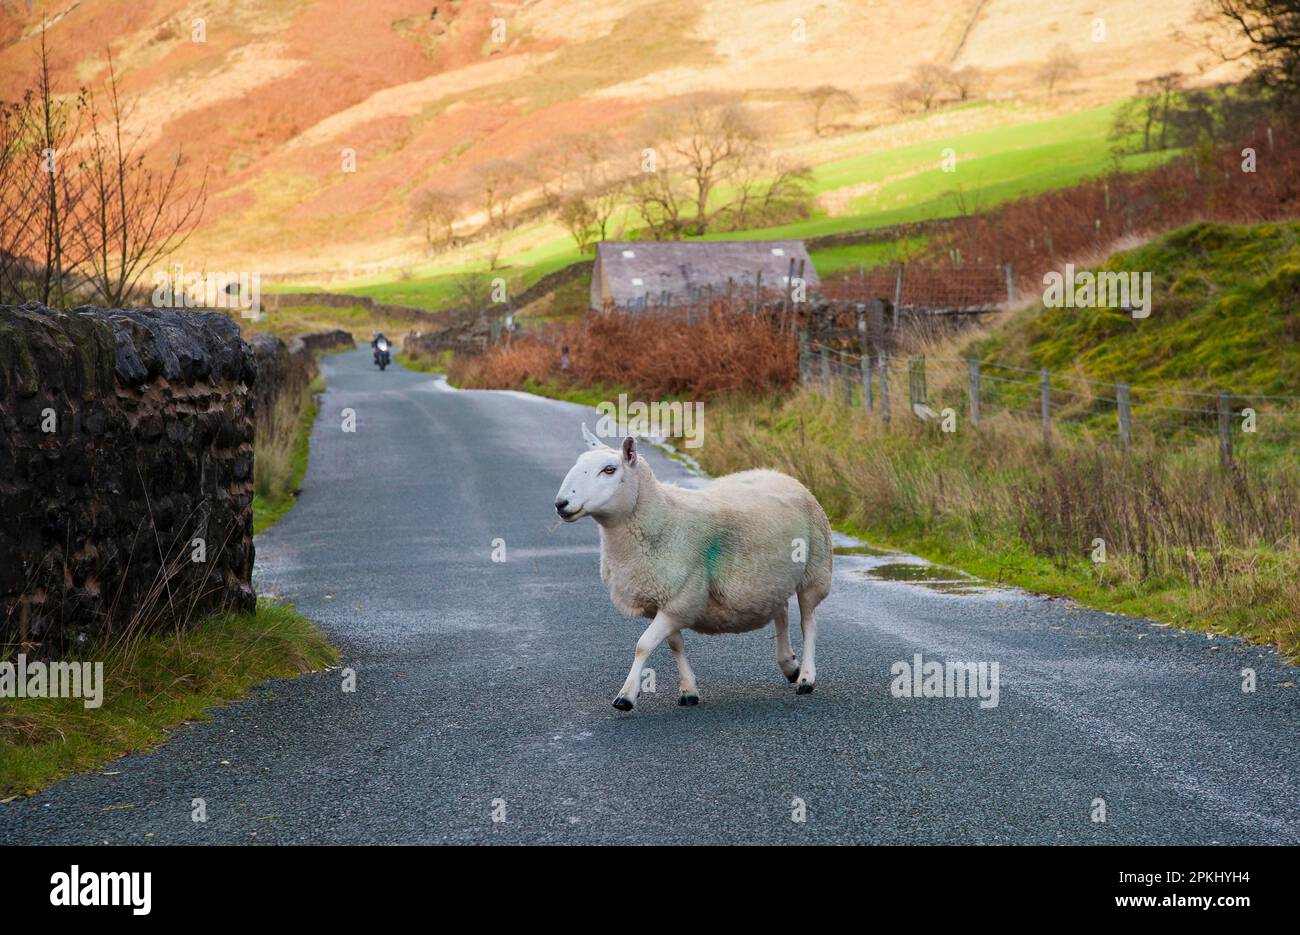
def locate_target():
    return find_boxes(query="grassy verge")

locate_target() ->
[397,348,452,375]
[252,373,322,535]
[695,389,1300,662]
[0,601,339,798]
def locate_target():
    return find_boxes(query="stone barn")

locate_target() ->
[590,240,819,311]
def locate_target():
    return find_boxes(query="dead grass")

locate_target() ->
[449,308,796,399]
[696,387,1300,660]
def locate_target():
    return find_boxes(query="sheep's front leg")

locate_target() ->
[774,601,799,683]
[613,612,678,711]
[666,631,700,705]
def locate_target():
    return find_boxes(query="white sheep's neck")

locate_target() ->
[594,463,677,586]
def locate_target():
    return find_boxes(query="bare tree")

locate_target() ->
[411,188,460,253]
[70,51,207,308]
[629,162,690,240]
[1039,44,1081,94]
[0,95,39,303]
[806,84,856,135]
[30,24,87,307]
[727,156,813,230]
[472,159,521,233]
[1215,0,1300,98]
[948,65,986,101]
[552,134,629,251]
[632,96,766,238]
[890,64,952,113]
[451,271,492,312]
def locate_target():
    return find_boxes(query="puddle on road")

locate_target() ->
[854,561,993,596]
[831,529,1002,596]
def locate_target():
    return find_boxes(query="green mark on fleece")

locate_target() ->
[705,538,725,580]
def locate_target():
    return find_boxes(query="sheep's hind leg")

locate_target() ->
[667,631,700,705]
[613,611,678,711]
[795,589,819,695]
[774,601,799,683]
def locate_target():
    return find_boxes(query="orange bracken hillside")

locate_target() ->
[0,0,1243,278]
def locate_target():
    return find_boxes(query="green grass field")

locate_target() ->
[287,99,1174,311]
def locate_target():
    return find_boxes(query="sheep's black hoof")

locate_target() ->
[785,666,800,683]
[612,696,634,711]
[678,693,700,706]
[796,682,815,695]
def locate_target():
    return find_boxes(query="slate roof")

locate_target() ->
[591,240,819,309]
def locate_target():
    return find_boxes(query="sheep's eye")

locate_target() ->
[602,465,617,475]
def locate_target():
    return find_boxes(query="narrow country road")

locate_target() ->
[4,348,1298,844]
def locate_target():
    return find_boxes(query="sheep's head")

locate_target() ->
[554,423,641,524]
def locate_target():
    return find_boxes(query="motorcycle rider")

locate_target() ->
[371,331,388,359]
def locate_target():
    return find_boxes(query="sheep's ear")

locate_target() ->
[581,423,607,450]
[621,435,637,466]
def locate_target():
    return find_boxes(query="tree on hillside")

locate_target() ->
[472,158,522,233]
[551,134,629,252]
[630,95,812,239]
[1215,0,1300,99]
[726,155,813,231]
[890,64,952,113]
[1038,44,1081,95]
[631,96,759,239]
[1110,72,1185,152]
[411,188,461,253]
[948,65,987,101]
[806,84,856,136]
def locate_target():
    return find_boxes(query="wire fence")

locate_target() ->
[799,336,1300,467]
[820,263,1013,314]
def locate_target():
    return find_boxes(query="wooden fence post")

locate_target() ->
[908,356,927,415]
[1218,392,1234,469]
[843,357,854,407]
[857,306,872,411]
[868,298,885,354]
[1040,367,1051,447]
[820,348,831,396]
[1117,384,1131,450]
[798,332,808,386]
[1004,264,1016,305]
[753,270,762,317]
[784,257,796,323]
[892,264,904,329]
[968,359,981,425]
[879,354,890,424]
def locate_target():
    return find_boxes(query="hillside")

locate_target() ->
[0,0,1246,283]
[974,222,1300,397]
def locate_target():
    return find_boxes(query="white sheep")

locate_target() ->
[554,424,832,711]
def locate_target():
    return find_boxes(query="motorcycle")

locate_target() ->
[373,338,391,371]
